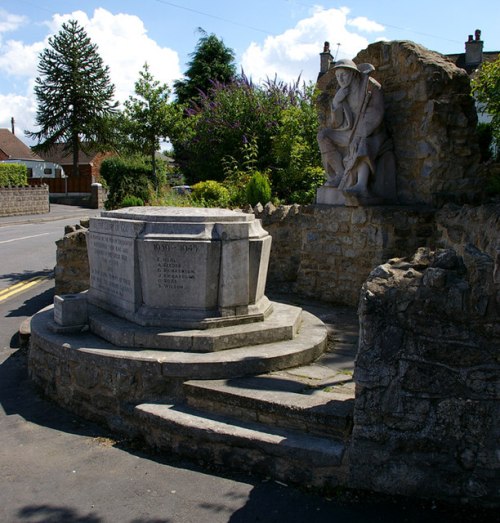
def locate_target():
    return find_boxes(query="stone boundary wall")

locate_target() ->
[54,202,498,310]
[257,203,437,306]
[54,223,90,295]
[0,185,49,217]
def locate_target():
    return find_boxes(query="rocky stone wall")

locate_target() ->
[355,41,482,206]
[436,201,500,261]
[0,185,49,217]
[54,222,90,295]
[351,246,499,506]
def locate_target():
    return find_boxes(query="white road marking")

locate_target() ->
[0,232,51,244]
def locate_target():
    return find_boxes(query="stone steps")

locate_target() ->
[132,366,354,489]
[30,305,329,402]
[134,401,349,488]
[183,377,354,440]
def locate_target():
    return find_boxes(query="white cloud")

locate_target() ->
[241,7,383,85]
[0,8,27,35]
[0,8,181,140]
[0,91,36,137]
[0,39,45,76]
[347,16,385,33]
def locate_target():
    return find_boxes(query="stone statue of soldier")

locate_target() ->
[316,57,396,206]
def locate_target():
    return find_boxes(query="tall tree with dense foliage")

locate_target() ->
[472,56,500,145]
[27,19,117,176]
[174,30,236,106]
[121,63,178,189]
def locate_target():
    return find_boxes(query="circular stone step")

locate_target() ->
[88,301,303,352]
[29,303,328,407]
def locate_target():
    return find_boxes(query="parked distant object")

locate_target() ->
[0,159,66,178]
[172,185,192,194]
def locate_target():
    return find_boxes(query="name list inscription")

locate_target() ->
[153,243,199,291]
[89,232,135,302]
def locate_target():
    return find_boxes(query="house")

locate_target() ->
[446,29,499,127]
[0,128,65,178]
[43,143,115,181]
[446,29,499,75]
[0,127,40,162]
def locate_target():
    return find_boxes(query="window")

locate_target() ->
[44,168,52,175]
[27,168,33,178]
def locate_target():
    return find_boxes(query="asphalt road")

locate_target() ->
[0,206,492,522]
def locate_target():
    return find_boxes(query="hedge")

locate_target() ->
[0,163,28,187]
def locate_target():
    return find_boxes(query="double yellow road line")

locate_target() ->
[0,275,52,303]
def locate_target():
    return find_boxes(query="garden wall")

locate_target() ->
[0,185,49,217]
[258,203,437,306]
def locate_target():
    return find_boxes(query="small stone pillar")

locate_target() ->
[90,182,106,209]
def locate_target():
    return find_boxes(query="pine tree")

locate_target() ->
[27,19,117,176]
[174,30,236,106]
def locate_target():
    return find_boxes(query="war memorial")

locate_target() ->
[28,40,499,507]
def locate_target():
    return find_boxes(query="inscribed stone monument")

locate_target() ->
[86,207,272,328]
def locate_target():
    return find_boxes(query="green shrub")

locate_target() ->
[288,166,325,204]
[485,165,500,196]
[120,195,144,207]
[0,163,28,187]
[246,171,271,206]
[101,156,154,210]
[477,122,494,162]
[191,180,230,207]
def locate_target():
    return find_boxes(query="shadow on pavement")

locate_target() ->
[6,285,54,319]
[0,269,54,287]
[17,503,172,523]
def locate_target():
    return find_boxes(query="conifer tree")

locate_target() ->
[27,19,117,176]
[174,29,236,106]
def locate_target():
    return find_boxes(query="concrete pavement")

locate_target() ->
[0,203,101,227]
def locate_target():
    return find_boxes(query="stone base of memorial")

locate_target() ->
[87,207,273,329]
[28,206,328,435]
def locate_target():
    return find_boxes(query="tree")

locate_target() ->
[121,63,176,189]
[27,19,117,176]
[174,30,236,106]
[170,75,323,203]
[472,56,500,145]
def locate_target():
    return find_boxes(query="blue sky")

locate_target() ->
[1,0,499,142]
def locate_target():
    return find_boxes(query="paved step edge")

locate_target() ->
[31,307,327,379]
[89,301,303,352]
[134,402,348,487]
[183,379,353,440]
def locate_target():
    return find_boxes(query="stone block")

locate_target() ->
[53,293,88,327]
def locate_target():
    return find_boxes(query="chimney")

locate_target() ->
[319,41,332,77]
[465,29,483,66]
[11,117,15,135]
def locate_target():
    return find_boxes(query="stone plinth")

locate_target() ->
[87,207,272,328]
